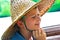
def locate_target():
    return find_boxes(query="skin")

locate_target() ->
[16,7,46,40]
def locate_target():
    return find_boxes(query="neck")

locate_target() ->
[19,27,32,40]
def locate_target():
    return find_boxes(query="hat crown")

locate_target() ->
[11,0,38,22]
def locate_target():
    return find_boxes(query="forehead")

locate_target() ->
[25,7,39,17]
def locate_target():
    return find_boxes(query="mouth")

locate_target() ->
[35,24,40,25]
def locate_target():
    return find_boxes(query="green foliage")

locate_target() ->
[32,0,41,3]
[0,0,60,17]
[48,0,60,12]
[0,0,10,17]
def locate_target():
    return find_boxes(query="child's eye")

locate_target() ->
[37,14,40,16]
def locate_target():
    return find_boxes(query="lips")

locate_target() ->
[35,24,40,25]
[35,21,40,25]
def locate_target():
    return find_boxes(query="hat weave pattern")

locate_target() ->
[11,0,37,22]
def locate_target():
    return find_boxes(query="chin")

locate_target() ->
[32,28,39,30]
[28,28,37,31]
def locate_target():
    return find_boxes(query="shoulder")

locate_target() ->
[1,32,25,40]
[10,32,25,40]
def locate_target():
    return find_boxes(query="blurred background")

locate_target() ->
[0,0,60,40]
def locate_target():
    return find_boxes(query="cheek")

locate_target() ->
[25,18,40,30]
[25,18,35,27]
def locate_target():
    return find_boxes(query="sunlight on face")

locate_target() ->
[25,7,41,30]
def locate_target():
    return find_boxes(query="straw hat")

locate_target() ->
[2,0,55,39]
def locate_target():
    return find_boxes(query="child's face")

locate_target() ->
[25,7,41,31]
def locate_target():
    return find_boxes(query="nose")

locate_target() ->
[36,15,41,21]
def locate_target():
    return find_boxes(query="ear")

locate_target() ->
[16,20,23,28]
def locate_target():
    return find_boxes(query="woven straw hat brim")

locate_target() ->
[38,0,55,16]
[10,0,55,28]
[2,0,55,38]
